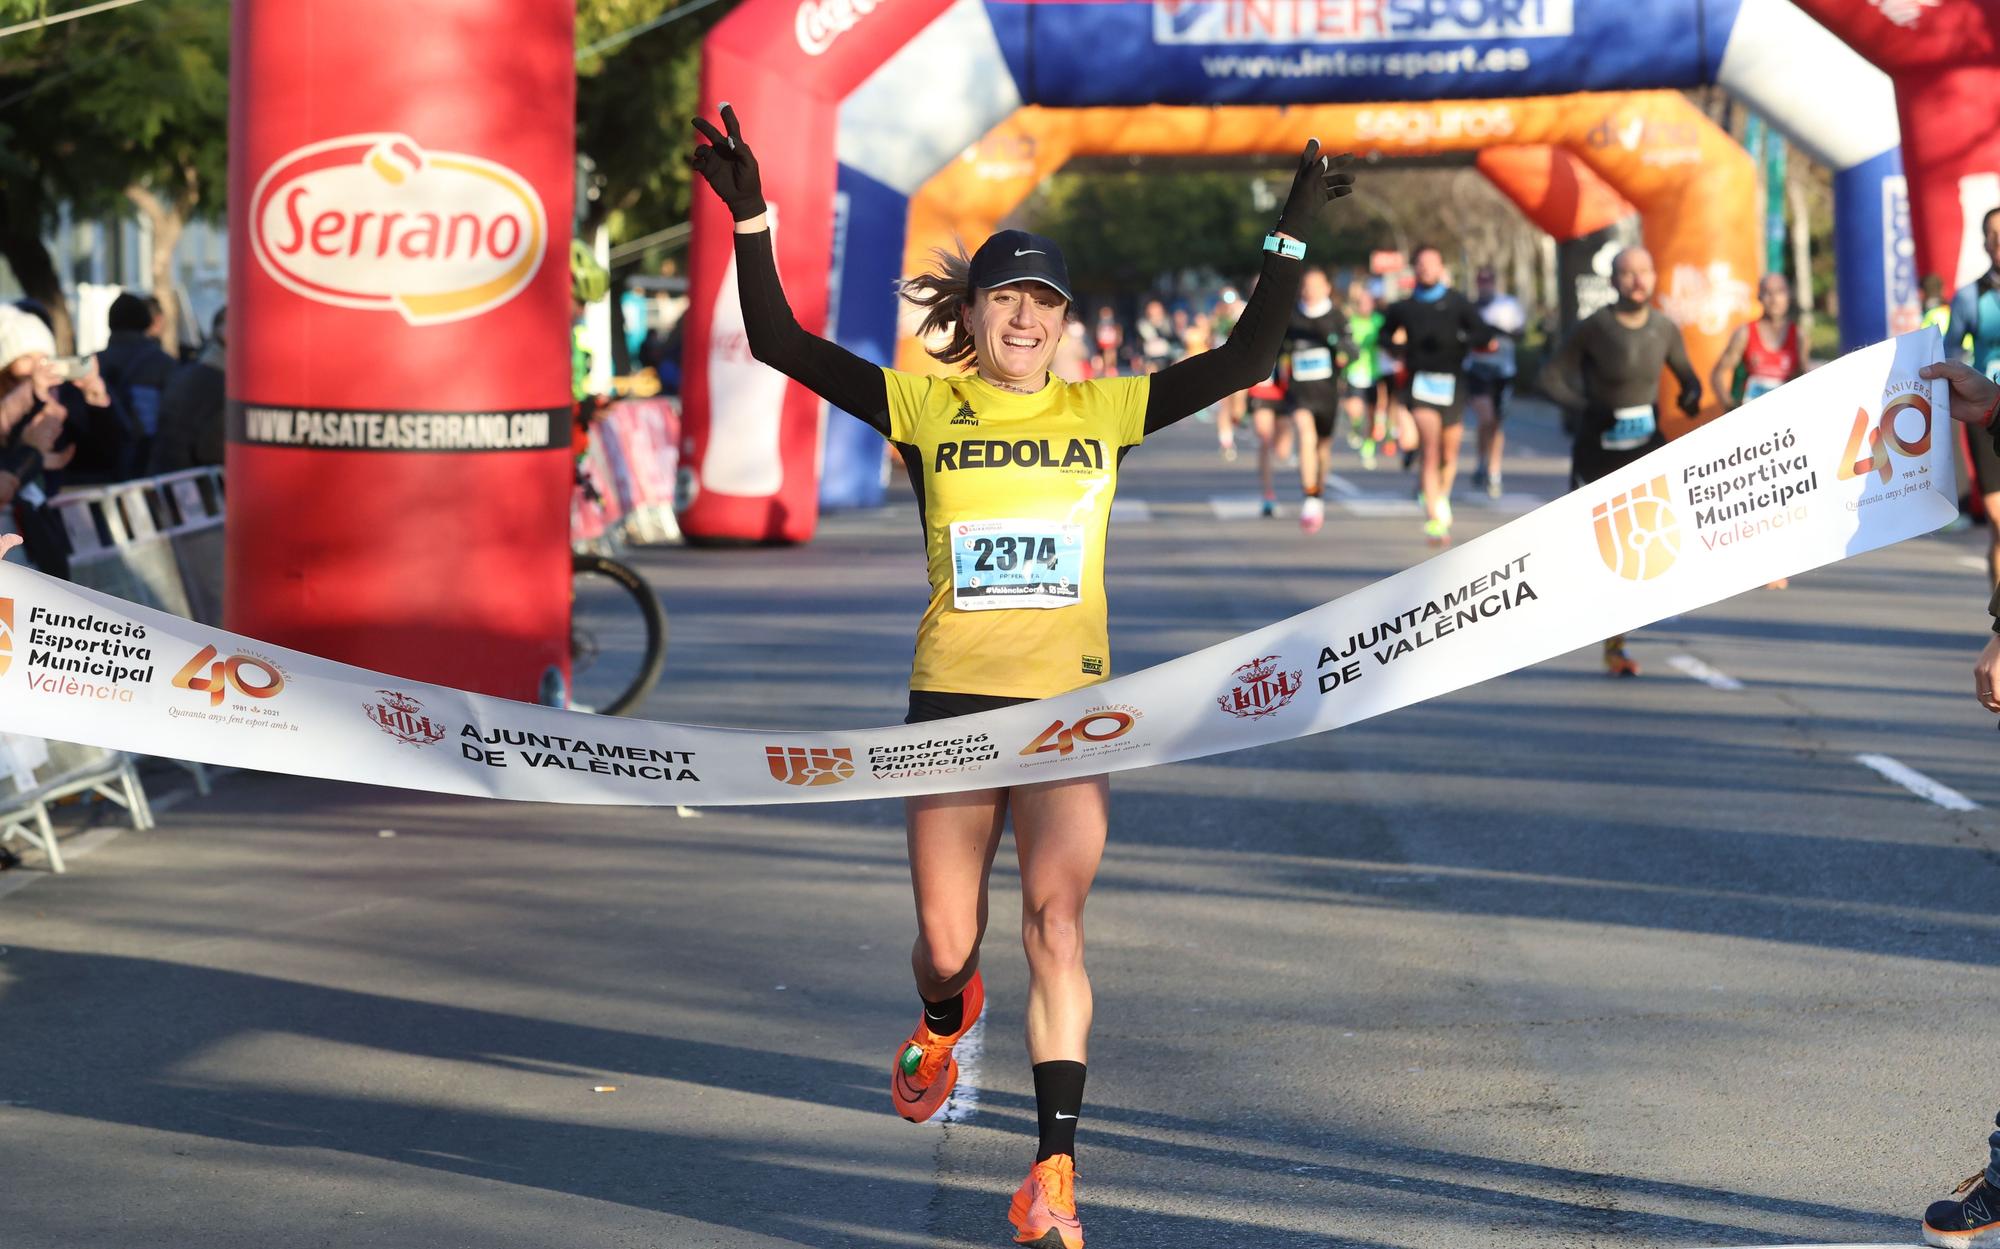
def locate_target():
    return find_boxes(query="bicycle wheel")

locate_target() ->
[569,552,666,716]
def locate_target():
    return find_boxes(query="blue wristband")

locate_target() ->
[1263,233,1306,260]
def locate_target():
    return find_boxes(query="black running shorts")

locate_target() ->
[906,690,1034,725]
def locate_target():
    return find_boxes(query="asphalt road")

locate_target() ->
[4,397,1999,1249]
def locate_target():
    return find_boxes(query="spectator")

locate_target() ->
[1135,298,1179,372]
[1052,311,1090,382]
[6,303,125,486]
[151,305,227,473]
[1091,306,1122,377]
[0,309,87,573]
[0,377,73,511]
[96,290,176,474]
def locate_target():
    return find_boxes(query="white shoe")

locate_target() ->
[1299,496,1325,534]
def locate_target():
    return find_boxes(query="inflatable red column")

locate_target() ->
[227,0,574,700]
[1787,0,2000,294]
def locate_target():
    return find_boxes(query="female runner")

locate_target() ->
[1710,271,1809,588]
[689,105,1351,1248]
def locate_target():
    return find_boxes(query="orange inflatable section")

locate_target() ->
[1476,146,1633,242]
[904,93,1753,435]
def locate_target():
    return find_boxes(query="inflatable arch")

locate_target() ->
[818,92,1738,510]
[1785,0,2000,298]
[684,0,1904,543]
[1474,145,1635,242]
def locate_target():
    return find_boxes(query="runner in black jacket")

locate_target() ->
[1381,245,1493,545]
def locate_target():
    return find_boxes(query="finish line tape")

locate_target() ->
[0,331,1954,807]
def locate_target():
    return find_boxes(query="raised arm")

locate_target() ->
[1143,145,1353,435]
[691,105,890,432]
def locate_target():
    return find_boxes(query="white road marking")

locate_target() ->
[938,1016,983,1124]
[1855,754,1979,812]
[1110,498,1151,523]
[1324,473,1364,498]
[1210,496,1273,521]
[1340,498,1425,518]
[1959,556,1988,572]
[1668,654,1745,691]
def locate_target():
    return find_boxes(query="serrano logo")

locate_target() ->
[366,689,447,747]
[1217,654,1302,720]
[796,0,882,55]
[1592,475,1680,581]
[0,597,11,679]
[1839,394,1933,483]
[173,645,286,707]
[251,134,547,326]
[766,745,854,786]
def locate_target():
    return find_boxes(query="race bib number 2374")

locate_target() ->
[951,517,1084,611]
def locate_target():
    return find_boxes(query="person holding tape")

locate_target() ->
[1945,207,2000,588]
[1914,355,2000,1249]
[1538,246,1703,677]
[689,103,1351,1249]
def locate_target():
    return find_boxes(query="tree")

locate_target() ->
[575,0,738,260]
[0,0,227,350]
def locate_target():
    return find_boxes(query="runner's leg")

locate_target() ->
[1437,418,1465,503]
[906,789,1007,1000]
[1011,774,1107,1064]
[1415,404,1444,521]
[1255,406,1278,514]
[1470,391,1495,480]
[1292,408,1319,496]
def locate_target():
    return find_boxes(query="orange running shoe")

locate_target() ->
[1604,645,1640,677]
[1009,1153,1084,1249]
[889,970,984,1123]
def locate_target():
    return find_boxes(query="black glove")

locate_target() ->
[1274,140,1355,238]
[1677,382,1703,418]
[689,104,765,223]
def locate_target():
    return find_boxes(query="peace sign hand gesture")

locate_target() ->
[1276,140,1356,238]
[689,104,767,223]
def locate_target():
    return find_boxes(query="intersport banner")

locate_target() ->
[0,332,1951,808]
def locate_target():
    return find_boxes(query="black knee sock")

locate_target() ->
[920,988,963,1036]
[1033,1060,1087,1161]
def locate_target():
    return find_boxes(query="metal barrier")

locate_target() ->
[0,735,154,874]
[50,467,227,625]
[2,468,226,868]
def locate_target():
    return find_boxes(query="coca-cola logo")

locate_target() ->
[796,0,882,55]
[250,134,547,326]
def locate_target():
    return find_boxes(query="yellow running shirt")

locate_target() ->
[881,369,1150,698]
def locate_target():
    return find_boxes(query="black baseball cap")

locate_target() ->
[968,230,1072,302]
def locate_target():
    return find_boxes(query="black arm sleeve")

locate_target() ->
[734,228,891,434]
[1142,251,1303,435]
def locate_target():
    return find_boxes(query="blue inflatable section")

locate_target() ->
[1834,149,1913,349]
[822,165,908,510]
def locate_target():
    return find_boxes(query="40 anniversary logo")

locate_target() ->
[173,645,287,707]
